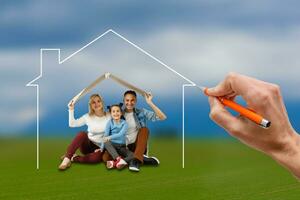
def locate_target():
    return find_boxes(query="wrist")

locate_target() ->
[271,131,300,179]
[147,100,153,105]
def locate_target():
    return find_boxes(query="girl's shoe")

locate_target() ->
[115,157,127,169]
[58,157,71,171]
[106,160,115,169]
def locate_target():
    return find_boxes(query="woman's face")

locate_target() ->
[90,96,103,112]
[124,94,136,110]
[111,106,121,120]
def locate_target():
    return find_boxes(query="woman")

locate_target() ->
[58,94,110,170]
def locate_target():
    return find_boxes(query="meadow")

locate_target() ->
[0,137,299,199]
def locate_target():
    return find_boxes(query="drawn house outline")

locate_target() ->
[26,29,197,169]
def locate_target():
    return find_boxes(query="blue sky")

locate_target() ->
[1,0,300,136]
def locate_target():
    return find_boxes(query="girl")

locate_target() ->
[58,94,110,170]
[101,103,134,169]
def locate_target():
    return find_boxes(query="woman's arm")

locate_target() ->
[100,120,111,150]
[104,120,111,137]
[68,100,86,127]
[144,93,167,120]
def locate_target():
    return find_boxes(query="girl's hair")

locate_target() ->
[107,103,125,120]
[107,103,123,112]
[88,94,105,116]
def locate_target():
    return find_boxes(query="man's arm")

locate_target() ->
[144,92,167,120]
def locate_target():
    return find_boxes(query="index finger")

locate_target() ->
[206,72,257,100]
[68,100,74,106]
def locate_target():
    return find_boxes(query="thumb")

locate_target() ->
[208,96,242,137]
[206,84,232,97]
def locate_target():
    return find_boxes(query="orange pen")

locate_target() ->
[198,86,271,128]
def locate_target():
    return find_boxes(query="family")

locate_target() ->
[58,90,167,172]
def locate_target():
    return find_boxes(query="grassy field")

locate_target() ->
[0,137,299,200]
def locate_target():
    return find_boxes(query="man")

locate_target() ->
[122,90,166,171]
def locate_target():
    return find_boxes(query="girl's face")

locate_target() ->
[111,106,122,120]
[90,96,103,112]
[124,94,136,110]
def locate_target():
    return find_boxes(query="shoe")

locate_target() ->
[60,154,77,162]
[115,157,127,169]
[129,159,140,172]
[58,157,71,171]
[71,154,78,162]
[106,160,115,169]
[143,155,160,166]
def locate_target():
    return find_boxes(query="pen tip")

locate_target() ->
[196,85,205,91]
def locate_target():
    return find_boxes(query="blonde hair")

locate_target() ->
[88,94,105,116]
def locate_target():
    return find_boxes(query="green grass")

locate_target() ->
[0,137,299,200]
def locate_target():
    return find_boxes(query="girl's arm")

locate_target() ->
[109,122,128,140]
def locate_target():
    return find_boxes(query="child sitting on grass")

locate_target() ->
[100,103,134,169]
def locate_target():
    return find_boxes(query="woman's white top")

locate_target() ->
[69,109,111,145]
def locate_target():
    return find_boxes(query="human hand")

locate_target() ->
[144,92,153,104]
[68,100,75,110]
[103,137,110,142]
[206,72,300,179]
[94,149,102,153]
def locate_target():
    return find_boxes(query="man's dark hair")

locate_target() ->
[123,90,137,98]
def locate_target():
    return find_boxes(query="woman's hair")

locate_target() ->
[88,94,105,116]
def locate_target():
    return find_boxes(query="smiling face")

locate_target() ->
[89,95,104,115]
[123,94,136,111]
[110,106,122,120]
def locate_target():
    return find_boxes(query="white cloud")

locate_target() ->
[1,27,300,133]
[139,27,300,93]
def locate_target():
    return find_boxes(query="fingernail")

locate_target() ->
[204,88,209,96]
[207,88,215,94]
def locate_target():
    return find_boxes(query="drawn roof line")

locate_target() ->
[26,29,196,86]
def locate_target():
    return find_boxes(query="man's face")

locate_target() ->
[124,94,136,111]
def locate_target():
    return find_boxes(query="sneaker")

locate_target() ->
[129,159,140,172]
[143,155,160,166]
[115,157,127,169]
[60,154,77,162]
[106,160,115,169]
[71,154,78,162]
